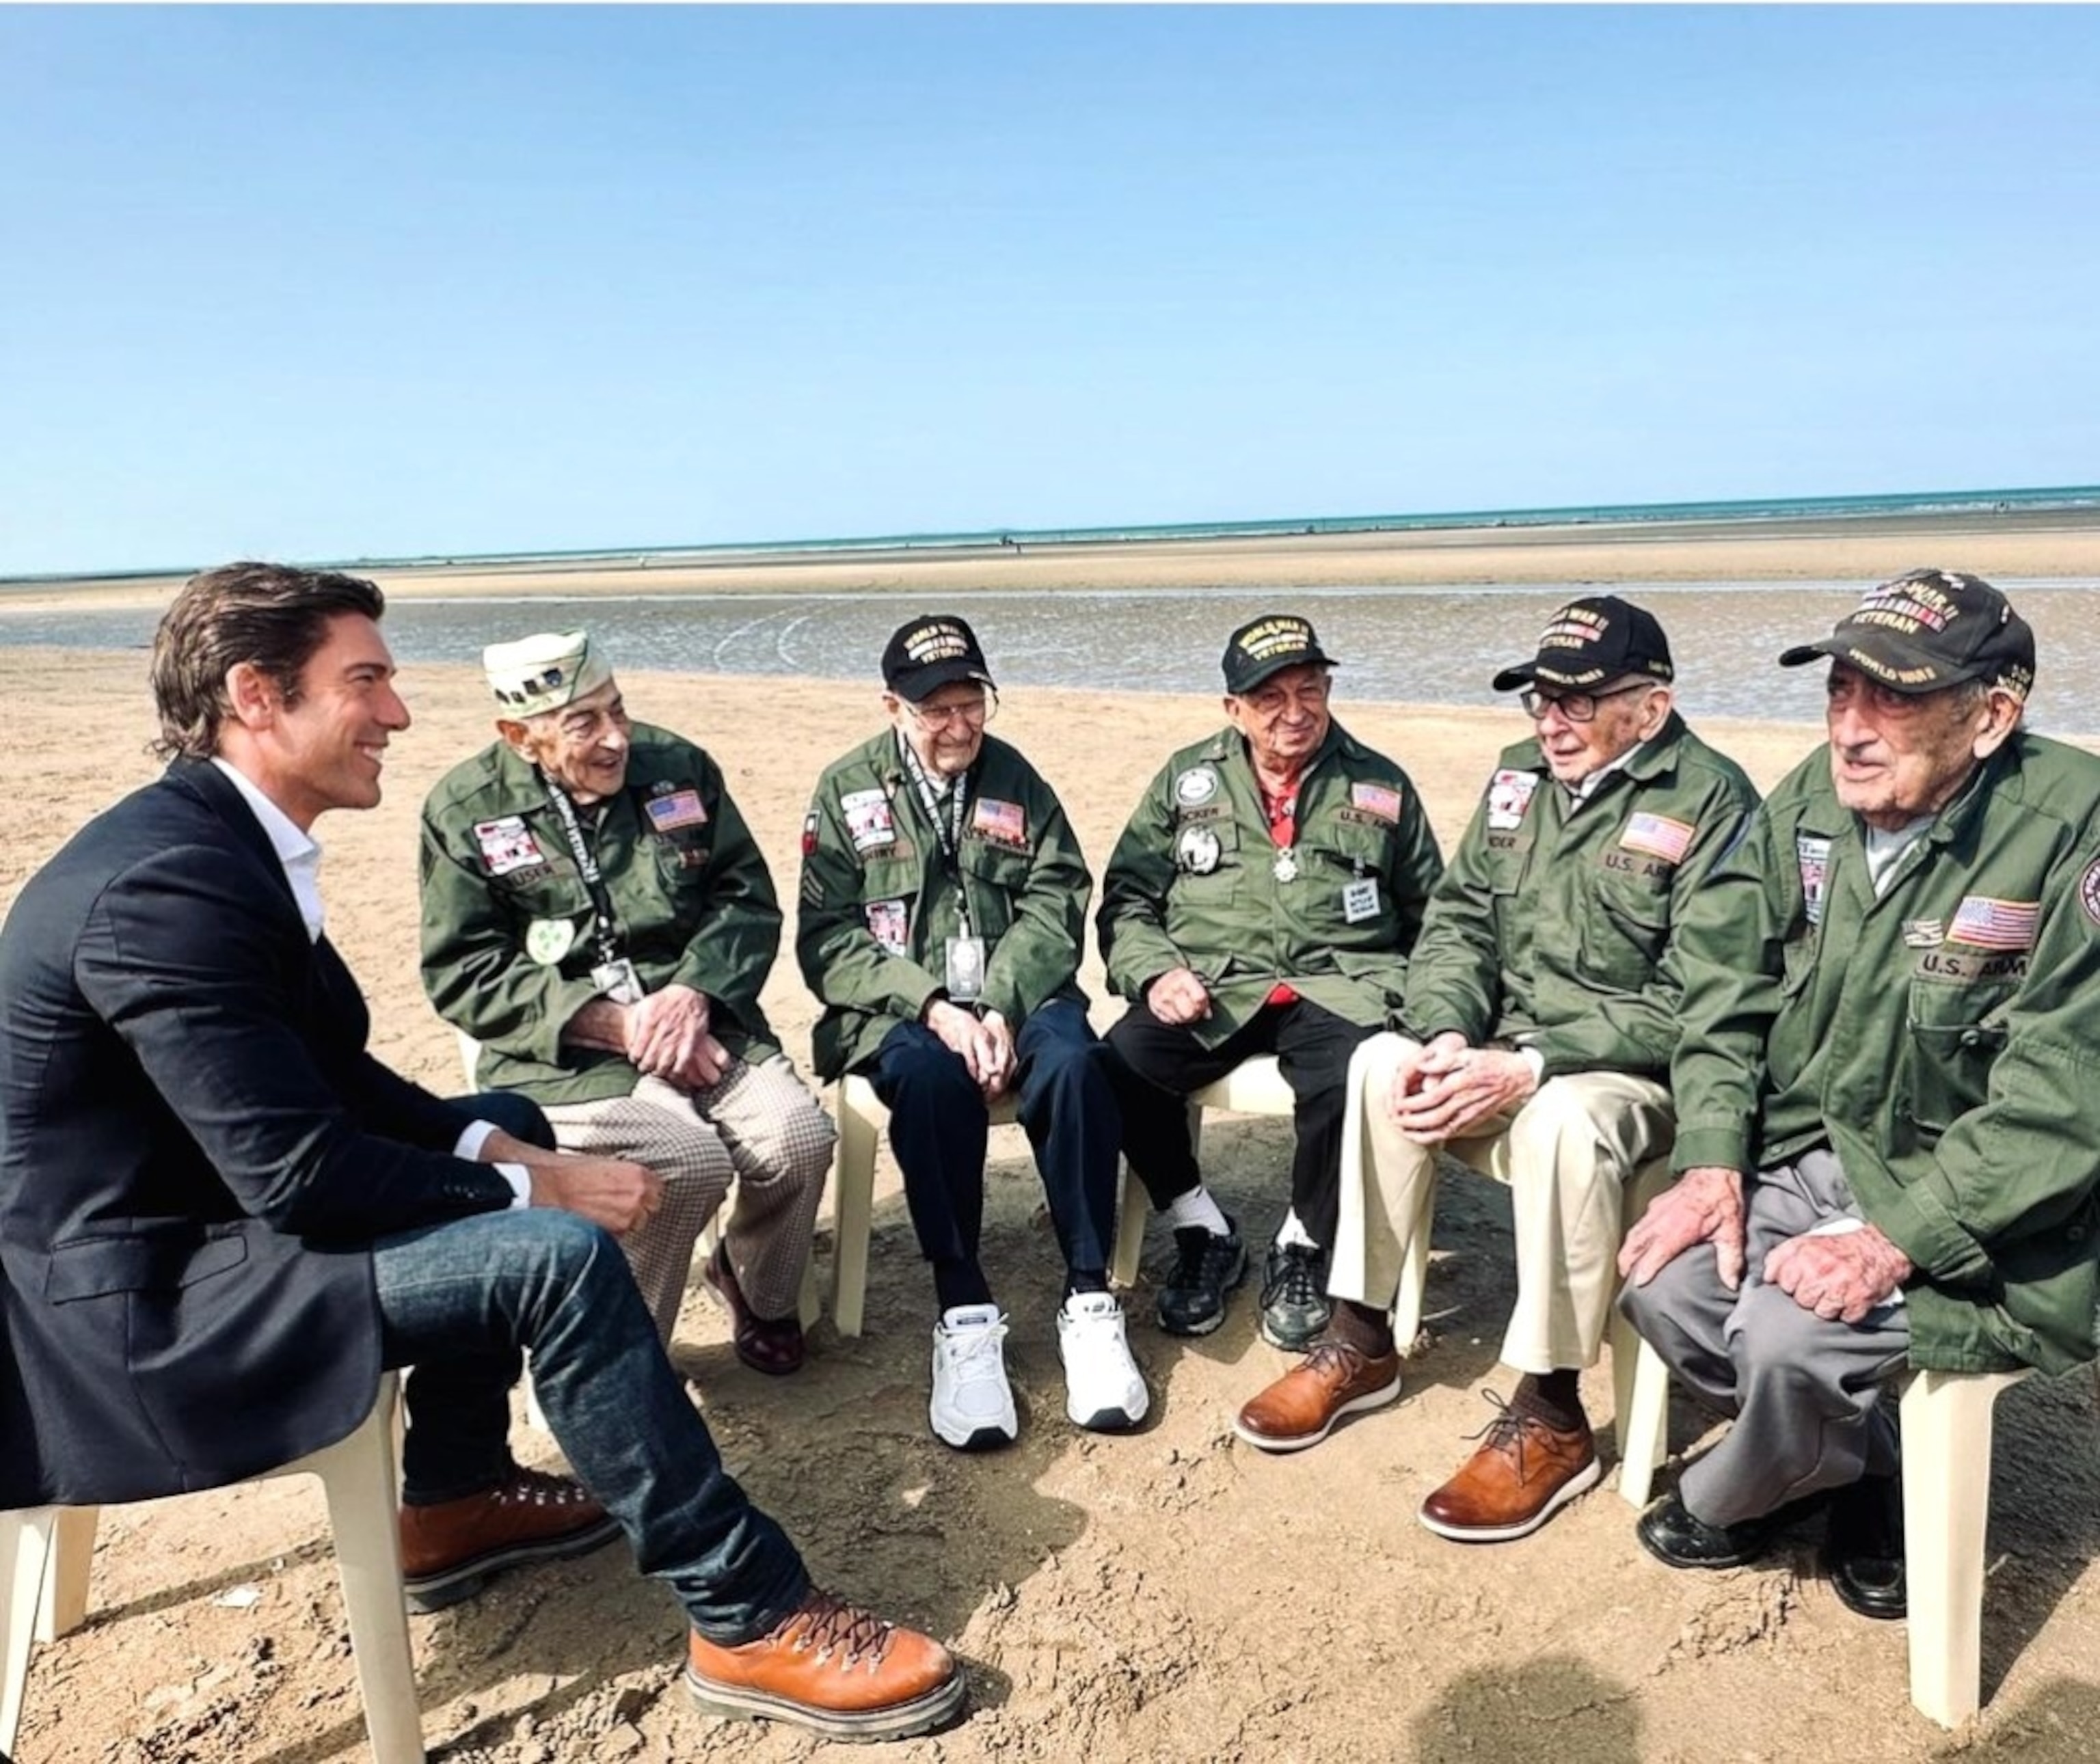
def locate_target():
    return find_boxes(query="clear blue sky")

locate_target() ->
[3,5,2095,575]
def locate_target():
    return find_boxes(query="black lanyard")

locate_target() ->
[897,733,973,938]
[543,776,624,964]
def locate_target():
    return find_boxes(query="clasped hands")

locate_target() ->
[926,998,1016,1100]
[1615,1164,1912,1320]
[1385,1031,1536,1143]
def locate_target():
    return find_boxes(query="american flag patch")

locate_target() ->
[645,789,708,831]
[1947,897,2039,951]
[1351,782,1403,822]
[1620,812,1695,865]
[971,797,1027,847]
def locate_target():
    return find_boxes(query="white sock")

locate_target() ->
[1274,1209,1320,1252]
[1163,1185,1230,1236]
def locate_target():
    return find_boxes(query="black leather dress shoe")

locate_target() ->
[1636,1493,1773,1570]
[1823,1474,1906,1620]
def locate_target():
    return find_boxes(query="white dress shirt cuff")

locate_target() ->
[455,1119,534,1208]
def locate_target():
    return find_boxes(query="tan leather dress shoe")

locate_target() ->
[685,1588,966,1740]
[399,1467,621,1611]
[1233,1340,1404,1452]
[1418,1394,1600,1543]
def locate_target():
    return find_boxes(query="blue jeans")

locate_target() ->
[373,1206,809,1642]
[863,997,1122,1299]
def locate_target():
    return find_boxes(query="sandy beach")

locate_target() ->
[8,506,2099,614]
[6,524,2099,1764]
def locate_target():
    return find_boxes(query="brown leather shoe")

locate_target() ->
[705,1241,807,1376]
[399,1467,621,1612]
[1233,1340,1403,1452]
[685,1588,966,1741]
[1418,1391,1601,1543]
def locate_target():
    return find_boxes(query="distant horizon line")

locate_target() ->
[11,480,2099,588]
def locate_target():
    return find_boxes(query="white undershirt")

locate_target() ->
[211,758,530,1204]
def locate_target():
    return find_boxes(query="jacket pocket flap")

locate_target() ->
[44,1230,250,1301]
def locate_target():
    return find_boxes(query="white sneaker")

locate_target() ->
[1057,1292,1149,1432]
[929,1304,1018,1450]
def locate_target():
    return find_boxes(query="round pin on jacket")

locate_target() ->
[526,917,576,964]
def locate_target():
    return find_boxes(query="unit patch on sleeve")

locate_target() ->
[473,815,547,878]
[2083,857,2100,928]
[643,788,708,832]
[1485,770,1539,831]
[1620,812,1695,865]
[865,898,911,955]
[971,797,1028,848]
[801,809,820,857]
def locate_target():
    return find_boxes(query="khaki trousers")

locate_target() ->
[1331,1032,1673,1373]
[543,1057,835,1342]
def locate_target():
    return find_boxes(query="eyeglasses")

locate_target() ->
[1518,680,1654,724]
[905,691,996,730]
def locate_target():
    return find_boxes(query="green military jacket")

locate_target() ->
[1099,720,1444,1046]
[419,724,784,1103]
[795,729,1091,1082]
[1669,732,2100,1374]
[1400,712,1759,1080]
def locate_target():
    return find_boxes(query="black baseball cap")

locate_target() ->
[881,614,996,703]
[1222,612,1338,695]
[1777,568,2036,700]
[1491,595,1675,693]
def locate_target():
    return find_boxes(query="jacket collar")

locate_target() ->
[161,756,300,912]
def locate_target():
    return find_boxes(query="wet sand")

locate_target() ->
[7,508,2099,613]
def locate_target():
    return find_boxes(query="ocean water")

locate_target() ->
[9,578,2097,734]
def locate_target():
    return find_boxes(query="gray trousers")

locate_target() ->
[1617,1149,1909,1528]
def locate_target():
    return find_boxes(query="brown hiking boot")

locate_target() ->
[399,1467,621,1612]
[1233,1340,1403,1452]
[684,1588,965,1741]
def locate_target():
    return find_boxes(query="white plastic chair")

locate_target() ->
[828,1053,1301,1337]
[1,1373,422,1762]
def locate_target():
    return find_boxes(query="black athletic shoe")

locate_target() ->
[1157,1219,1248,1336]
[1258,1241,1333,1351]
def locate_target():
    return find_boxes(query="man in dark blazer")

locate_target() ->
[0,562,961,1743]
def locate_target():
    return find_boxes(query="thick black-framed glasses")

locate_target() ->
[1518,680,1654,723]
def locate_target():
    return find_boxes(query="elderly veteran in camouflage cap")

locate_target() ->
[418,631,833,1374]
[796,614,1144,1452]
[1616,569,2100,1622]
[1234,598,1757,1547]
[1097,613,1446,1353]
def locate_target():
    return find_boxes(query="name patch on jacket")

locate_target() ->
[644,787,708,832]
[865,897,910,955]
[1797,834,1832,926]
[842,787,895,852]
[474,815,548,878]
[971,797,1027,848]
[1486,770,1539,831]
[1350,781,1403,823]
[1947,896,2039,951]
[1620,812,1694,865]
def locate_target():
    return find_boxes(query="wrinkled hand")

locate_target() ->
[526,1154,665,1237]
[1763,1226,1912,1322]
[1617,1165,1747,1291]
[627,984,722,1080]
[1146,967,1213,1028]
[927,999,1011,1098]
[1390,1036,1535,1143]
[976,1010,1017,1100]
